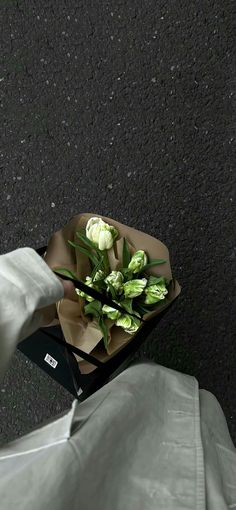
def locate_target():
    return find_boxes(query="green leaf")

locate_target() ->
[122,238,131,268]
[68,240,81,249]
[120,268,133,281]
[120,298,133,314]
[75,231,97,251]
[106,282,116,300]
[134,303,152,315]
[68,239,100,267]
[91,256,104,279]
[53,268,77,279]
[76,245,99,267]
[75,227,86,235]
[75,230,104,262]
[141,259,166,272]
[147,276,166,287]
[150,257,166,264]
[93,279,106,290]
[84,300,102,318]
[98,317,109,350]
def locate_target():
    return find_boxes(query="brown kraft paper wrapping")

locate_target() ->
[42,213,181,373]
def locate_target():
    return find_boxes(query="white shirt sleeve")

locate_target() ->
[0,247,64,378]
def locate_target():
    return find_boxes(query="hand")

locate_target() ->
[39,277,75,327]
[58,277,75,300]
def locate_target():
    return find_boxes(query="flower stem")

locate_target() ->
[101,250,110,275]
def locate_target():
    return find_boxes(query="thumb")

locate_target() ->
[60,279,75,300]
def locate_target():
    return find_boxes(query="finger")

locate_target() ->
[61,279,75,299]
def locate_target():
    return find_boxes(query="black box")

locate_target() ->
[18,246,175,401]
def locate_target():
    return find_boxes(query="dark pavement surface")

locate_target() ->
[0,1,235,444]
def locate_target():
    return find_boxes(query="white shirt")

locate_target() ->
[0,248,235,510]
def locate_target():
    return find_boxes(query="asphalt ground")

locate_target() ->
[0,0,235,444]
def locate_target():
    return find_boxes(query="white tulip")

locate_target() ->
[102,303,121,321]
[128,250,148,273]
[97,229,114,250]
[123,278,147,298]
[75,276,95,302]
[86,217,118,250]
[116,314,141,334]
[93,270,106,281]
[105,271,124,294]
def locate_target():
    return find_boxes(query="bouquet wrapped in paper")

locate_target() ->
[43,213,181,373]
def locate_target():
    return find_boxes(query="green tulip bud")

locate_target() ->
[123,278,147,298]
[105,271,124,294]
[144,282,168,304]
[116,314,141,334]
[102,303,121,321]
[75,276,95,302]
[93,270,106,281]
[128,250,148,273]
[86,217,118,250]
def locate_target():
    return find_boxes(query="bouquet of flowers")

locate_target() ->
[55,217,170,350]
[44,213,180,372]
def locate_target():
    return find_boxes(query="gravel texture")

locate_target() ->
[0,0,235,444]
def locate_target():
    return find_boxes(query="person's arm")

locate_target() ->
[0,247,65,378]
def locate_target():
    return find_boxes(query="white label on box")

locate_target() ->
[44,353,58,369]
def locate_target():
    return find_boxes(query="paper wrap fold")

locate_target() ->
[43,213,181,372]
